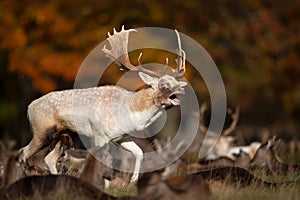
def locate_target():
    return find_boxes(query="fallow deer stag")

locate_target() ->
[18,26,187,183]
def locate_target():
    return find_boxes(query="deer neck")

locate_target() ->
[129,88,161,112]
[128,88,163,130]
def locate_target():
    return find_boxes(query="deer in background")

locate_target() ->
[2,174,107,200]
[199,102,261,164]
[0,134,75,193]
[0,140,16,190]
[133,139,211,200]
[250,136,300,175]
[18,26,187,183]
[57,144,115,188]
[199,102,240,160]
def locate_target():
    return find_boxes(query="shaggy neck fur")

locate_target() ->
[129,88,160,112]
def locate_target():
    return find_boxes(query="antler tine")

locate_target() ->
[223,106,240,136]
[133,53,164,77]
[102,26,164,78]
[174,30,186,79]
[102,26,137,71]
[161,58,168,75]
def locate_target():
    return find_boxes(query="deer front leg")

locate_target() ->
[120,141,143,183]
[44,134,74,174]
[44,149,59,174]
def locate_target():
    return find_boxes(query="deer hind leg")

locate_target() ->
[19,126,58,163]
[120,141,143,183]
[18,137,41,163]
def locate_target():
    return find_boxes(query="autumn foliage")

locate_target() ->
[0,0,300,140]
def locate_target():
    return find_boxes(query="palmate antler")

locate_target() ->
[102,26,186,79]
[102,26,137,71]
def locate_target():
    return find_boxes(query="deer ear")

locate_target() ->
[139,72,159,86]
[179,81,187,87]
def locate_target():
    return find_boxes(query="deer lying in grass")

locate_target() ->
[19,26,187,183]
[2,169,210,200]
[1,174,107,200]
[200,102,260,166]
[199,156,235,167]
[135,170,211,200]
[250,136,300,175]
[199,102,240,160]
[233,150,251,168]
[152,140,282,189]
[198,150,252,169]
[185,160,296,188]
[0,134,74,193]
[189,165,283,188]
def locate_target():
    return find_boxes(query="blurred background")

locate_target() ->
[0,0,299,147]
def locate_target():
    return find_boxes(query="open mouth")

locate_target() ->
[169,94,181,105]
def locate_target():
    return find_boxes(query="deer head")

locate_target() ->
[102,26,187,109]
[250,136,280,167]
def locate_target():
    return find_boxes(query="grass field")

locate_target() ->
[82,169,300,199]
[210,169,300,200]
[211,182,300,200]
[3,152,300,200]
[4,170,300,200]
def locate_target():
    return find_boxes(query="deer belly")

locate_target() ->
[61,113,129,140]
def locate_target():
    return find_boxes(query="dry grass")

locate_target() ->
[4,189,90,200]
[5,172,300,200]
[210,181,300,200]
[3,157,300,199]
[101,176,137,197]
[210,168,300,200]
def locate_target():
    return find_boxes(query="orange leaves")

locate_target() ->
[39,52,81,81]
[0,1,89,94]
[33,5,76,35]
[8,47,83,93]
[0,2,27,50]
[0,28,27,50]
[0,0,299,117]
